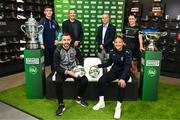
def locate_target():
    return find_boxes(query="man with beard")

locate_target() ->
[53,34,88,116]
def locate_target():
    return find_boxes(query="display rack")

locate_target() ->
[0,0,53,76]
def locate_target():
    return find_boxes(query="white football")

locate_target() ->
[89,66,100,78]
[73,65,85,78]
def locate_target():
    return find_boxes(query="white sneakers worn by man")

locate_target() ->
[114,101,122,119]
[92,96,105,110]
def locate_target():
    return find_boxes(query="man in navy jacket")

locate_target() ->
[96,13,116,64]
[38,5,62,71]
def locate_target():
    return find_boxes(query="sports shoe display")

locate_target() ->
[17,15,26,19]
[56,104,65,116]
[76,97,88,107]
[0,12,4,19]
[16,0,24,3]
[17,7,24,12]
[114,107,121,119]
[92,101,105,110]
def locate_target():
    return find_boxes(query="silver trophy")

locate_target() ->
[21,13,43,49]
[144,32,167,51]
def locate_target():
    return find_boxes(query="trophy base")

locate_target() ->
[26,43,39,50]
[146,42,158,51]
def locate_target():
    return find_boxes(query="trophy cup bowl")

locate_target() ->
[144,32,167,51]
[21,13,43,49]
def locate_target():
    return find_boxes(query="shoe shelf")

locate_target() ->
[125,0,180,75]
[0,0,53,76]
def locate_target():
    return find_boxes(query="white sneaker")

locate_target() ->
[16,0,24,3]
[92,101,105,110]
[114,107,121,119]
[17,7,24,11]
[17,15,26,19]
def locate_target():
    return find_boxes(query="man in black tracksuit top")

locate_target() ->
[38,6,62,71]
[53,34,88,116]
[93,36,132,119]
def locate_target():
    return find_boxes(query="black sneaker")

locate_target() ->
[56,104,65,116]
[76,97,88,107]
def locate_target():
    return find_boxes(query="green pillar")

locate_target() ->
[139,51,162,101]
[24,49,45,99]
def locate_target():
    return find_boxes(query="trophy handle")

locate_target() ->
[21,25,26,34]
[145,33,150,41]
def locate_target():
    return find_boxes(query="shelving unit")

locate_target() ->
[0,0,53,76]
[125,0,180,76]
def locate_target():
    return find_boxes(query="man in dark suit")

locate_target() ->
[62,9,83,48]
[96,13,116,64]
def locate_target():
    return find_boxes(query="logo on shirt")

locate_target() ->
[52,25,55,29]
[121,57,124,61]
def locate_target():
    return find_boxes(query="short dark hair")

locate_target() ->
[128,14,137,19]
[61,33,71,39]
[68,9,76,14]
[44,5,53,11]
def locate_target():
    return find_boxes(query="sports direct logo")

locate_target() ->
[148,68,157,77]
[29,66,38,75]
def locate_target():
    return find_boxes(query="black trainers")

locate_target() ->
[56,104,65,116]
[76,97,88,107]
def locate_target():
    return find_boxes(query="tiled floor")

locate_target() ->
[0,66,180,120]
[0,101,39,120]
[0,66,51,120]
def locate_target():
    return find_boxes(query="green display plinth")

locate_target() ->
[24,49,45,99]
[139,51,162,101]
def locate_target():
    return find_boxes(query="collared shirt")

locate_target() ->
[102,23,109,44]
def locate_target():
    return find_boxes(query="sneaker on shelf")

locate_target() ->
[20,40,26,43]
[114,107,121,119]
[17,7,24,11]
[56,104,65,116]
[76,97,88,107]
[0,41,6,46]
[20,54,24,59]
[0,12,4,19]
[17,15,26,20]
[92,101,105,110]
[20,47,25,51]
[0,58,6,63]
[16,0,24,3]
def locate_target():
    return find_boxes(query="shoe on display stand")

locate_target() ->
[16,0,24,3]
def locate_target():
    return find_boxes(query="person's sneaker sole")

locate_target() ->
[76,100,87,107]
[56,107,65,116]
[92,105,105,110]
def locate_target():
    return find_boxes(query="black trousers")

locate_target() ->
[55,73,88,104]
[44,46,56,71]
[97,71,128,103]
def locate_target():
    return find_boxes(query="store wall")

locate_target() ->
[165,0,180,19]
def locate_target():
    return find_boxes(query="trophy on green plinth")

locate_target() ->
[21,13,44,49]
[144,32,167,51]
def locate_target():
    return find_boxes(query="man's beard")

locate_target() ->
[63,43,70,48]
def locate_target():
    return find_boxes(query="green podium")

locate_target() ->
[24,49,45,98]
[139,51,162,101]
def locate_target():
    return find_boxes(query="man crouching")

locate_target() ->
[53,33,88,116]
